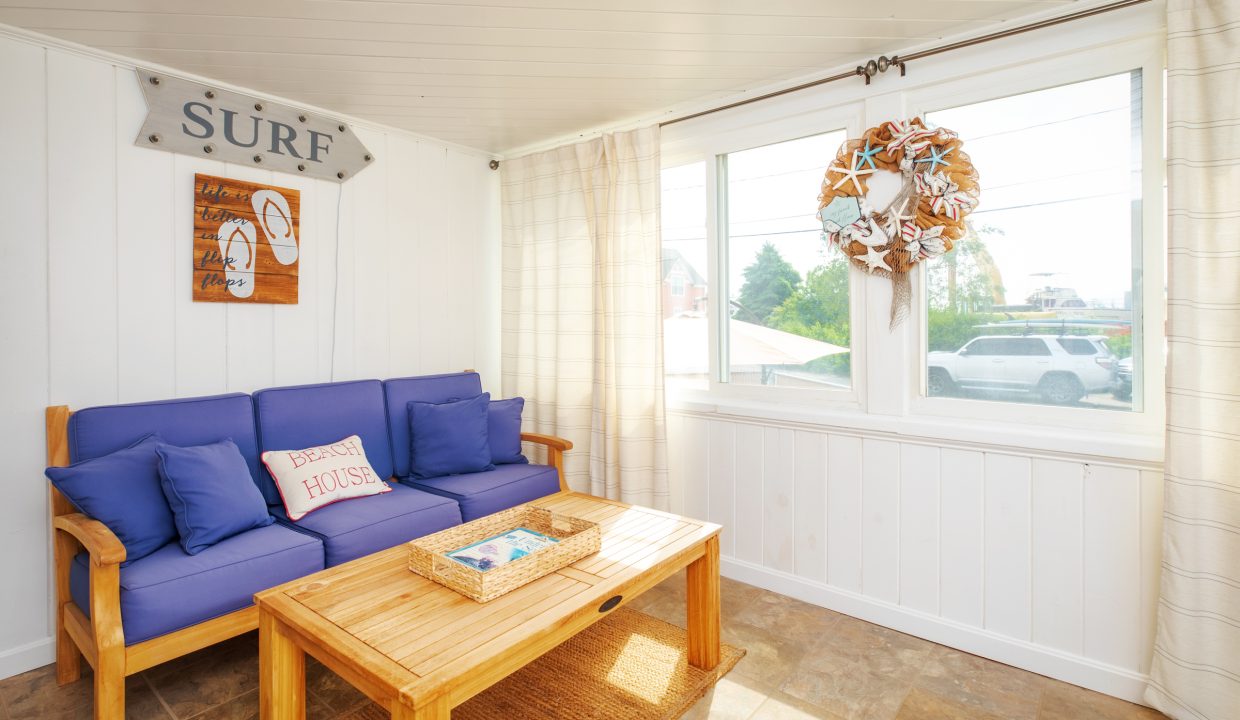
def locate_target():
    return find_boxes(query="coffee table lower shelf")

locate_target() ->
[256,493,722,719]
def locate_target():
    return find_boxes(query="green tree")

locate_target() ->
[926,224,1006,352]
[769,258,851,377]
[926,225,1006,313]
[927,309,1004,352]
[734,242,801,325]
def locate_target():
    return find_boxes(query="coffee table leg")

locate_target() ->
[260,611,306,720]
[686,535,721,670]
[394,692,450,719]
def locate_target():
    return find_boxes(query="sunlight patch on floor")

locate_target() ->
[604,632,681,703]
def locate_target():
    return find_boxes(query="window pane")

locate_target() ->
[661,162,709,391]
[724,131,851,390]
[925,72,1140,411]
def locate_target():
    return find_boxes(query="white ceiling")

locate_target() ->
[0,0,1079,155]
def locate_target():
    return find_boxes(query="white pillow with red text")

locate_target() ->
[261,435,391,521]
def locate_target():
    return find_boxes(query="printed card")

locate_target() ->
[819,196,863,232]
[447,528,560,572]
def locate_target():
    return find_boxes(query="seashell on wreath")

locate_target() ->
[817,117,979,277]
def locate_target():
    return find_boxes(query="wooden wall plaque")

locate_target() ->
[193,173,300,304]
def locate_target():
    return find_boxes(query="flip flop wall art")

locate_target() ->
[194,173,300,304]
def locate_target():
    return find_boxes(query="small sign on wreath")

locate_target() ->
[818,117,979,327]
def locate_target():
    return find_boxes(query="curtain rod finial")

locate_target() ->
[489,159,500,170]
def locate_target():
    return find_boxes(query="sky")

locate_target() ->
[660,71,1142,311]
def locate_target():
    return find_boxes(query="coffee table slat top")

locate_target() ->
[256,492,720,709]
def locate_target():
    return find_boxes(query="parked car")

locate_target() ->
[1113,356,1133,400]
[928,335,1117,404]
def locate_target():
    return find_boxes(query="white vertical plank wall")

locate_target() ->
[0,37,51,678]
[673,411,1163,703]
[0,33,500,679]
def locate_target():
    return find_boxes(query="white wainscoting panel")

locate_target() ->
[938,448,985,627]
[668,409,1163,703]
[0,32,499,680]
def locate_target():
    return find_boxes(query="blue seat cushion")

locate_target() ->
[405,464,560,522]
[383,373,483,479]
[70,523,323,645]
[272,483,461,567]
[67,393,261,493]
[254,380,393,506]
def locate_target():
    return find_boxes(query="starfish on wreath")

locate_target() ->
[860,244,892,272]
[854,138,883,171]
[883,197,916,238]
[914,145,953,174]
[828,151,875,194]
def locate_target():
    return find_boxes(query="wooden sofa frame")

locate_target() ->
[46,404,573,719]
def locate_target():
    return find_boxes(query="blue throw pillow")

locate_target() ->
[45,434,176,565]
[408,393,495,479]
[488,397,528,465]
[156,439,273,555]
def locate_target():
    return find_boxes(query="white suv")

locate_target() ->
[928,335,1117,404]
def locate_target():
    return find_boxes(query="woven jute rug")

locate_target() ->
[350,607,745,719]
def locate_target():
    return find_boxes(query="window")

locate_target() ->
[923,71,1142,412]
[661,162,708,390]
[721,131,851,390]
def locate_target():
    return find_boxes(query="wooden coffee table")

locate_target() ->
[256,493,722,719]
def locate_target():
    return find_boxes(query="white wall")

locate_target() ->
[667,412,1163,702]
[0,29,501,679]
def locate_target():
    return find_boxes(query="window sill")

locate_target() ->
[665,392,1163,466]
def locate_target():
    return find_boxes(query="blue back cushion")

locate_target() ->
[383,373,483,478]
[67,392,261,487]
[156,439,274,555]
[488,397,528,465]
[407,394,494,479]
[46,434,177,565]
[254,380,394,504]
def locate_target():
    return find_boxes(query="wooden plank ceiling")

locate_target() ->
[0,0,1076,154]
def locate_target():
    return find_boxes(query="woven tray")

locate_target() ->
[408,504,600,602]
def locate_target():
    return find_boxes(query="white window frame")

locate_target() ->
[670,273,686,297]
[659,17,1165,459]
[904,38,1165,439]
[662,102,869,409]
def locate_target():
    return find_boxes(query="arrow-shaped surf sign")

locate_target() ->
[134,69,374,183]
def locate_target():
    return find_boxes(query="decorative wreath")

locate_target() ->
[817,118,979,324]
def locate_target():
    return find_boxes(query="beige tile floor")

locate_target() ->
[0,573,1167,719]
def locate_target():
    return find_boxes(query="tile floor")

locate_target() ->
[0,573,1167,719]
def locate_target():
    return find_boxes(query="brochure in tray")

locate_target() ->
[446,527,560,572]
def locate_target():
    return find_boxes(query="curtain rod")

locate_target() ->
[660,0,1152,127]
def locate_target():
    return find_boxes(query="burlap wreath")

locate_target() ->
[817,117,979,325]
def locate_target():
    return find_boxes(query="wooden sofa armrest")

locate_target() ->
[54,513,127,567]
[520,432,574,452]
[47,406,125,693]
[52,511,126,686]
[520,433,573,492]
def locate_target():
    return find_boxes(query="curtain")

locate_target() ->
[1145,2,1240,718]
[500,127,669,510]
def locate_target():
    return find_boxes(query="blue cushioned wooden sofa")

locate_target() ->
[45,371,572,719]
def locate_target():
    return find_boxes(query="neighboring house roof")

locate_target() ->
[662,249,707,287]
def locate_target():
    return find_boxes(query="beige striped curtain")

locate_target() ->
[1145,2,1240,718]
[500,127,669,509]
